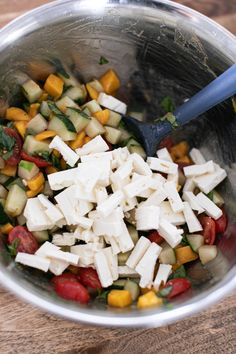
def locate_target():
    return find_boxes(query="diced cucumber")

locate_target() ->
[212,190,224,207]
[118,124,132,144]
[4,177,25,191]
[63,86,87,102]
[159,246,176,265]
[107,110,122,128]
[83,100,102,114]
[127,224,139,244]
[56,96,78,112]
[32,230,49,243]
[187,234,204,253]
[66,107,91,133]
[48,115,76,141]
[27,113,48,134]
[18,160,39,181]
[104,126,121,145]
[17,213,26,226]
[113,279,126,288]
[124,279,140,301]
[118,251,131,266]
[58,71,80,87]
[128,111,144,121]
[4,184,27,217]
[40,101,51,118]
[22,79,43,103]
[82,107,91,116]
[0,185,7,199]
[23,135,51,155]
[199,245,217,265]
[43,181,53,197]
[88,79,104,93]
[126,138,140,148]
[0,175,9,184]
[129,145,146,159]
[85,117,105,138]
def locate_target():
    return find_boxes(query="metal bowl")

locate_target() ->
[0,0,236,327]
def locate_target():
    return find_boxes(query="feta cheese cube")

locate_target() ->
[42,248,80,266]
[183,160,215,177]
[112,147,130,169]
[76,162,105,193]
[55,186,81,225]
[122,197,138,212]
[194,166,227,194]
[135,206,160,230]
[126,236,151,269]
[141,187,167,207]
[97,92,127,114]
[36,241,60,257]
[124,176,153,199]
[113,159,133,180]
[182,191,204,214]
[156,147,173,162]
[24,198,54,231]
[76,199,94,216]
[147,157,178,175]
[76,135,109,156]
[153,264,172,291]
[80,151,113,163]
[95,186,108,204]
[117,221,134,252]
[75,184,96,203]
[48,168,78,190]
[183,178,195,193]
[102,247,118,281]
[93,210,123,237]
[49,259,69,276]
[77,216,93,229]
[131,173,152,198]
[38,194,64,224]
[183,201,203,233]
[15,253,50,272]
[105,236,121,255]
[158,219,182,248]
[94,250,113,287]
[49,136,79,167]
[189,148,206,164]
[195,192,223,219]
[52,233,76,246]
[130,153,152,176]
[118,266,139,278]
[164,181,184,213]
[71,243,103,267]
[110,173,130,192]
[160,201,185,225]
[96,190,124,217]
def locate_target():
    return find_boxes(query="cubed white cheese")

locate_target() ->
[38,194,64,224]
[158,219,182,248]
[110,173,130,192]
[52,233,76,246]
[105,236,121,255]
[152,173,166,184]
[130,153,152,176]
[183,201,203,233]
[117,221,134,253]
[156,148,173,162]
[97,92,127,115]
[126,236,151,269]
[141,187,167,207]
[76,162,105,193]
[112,147,130,169]
[80,151,113,163]
[45,249,79,266]
[195,192,223,220]
[76,135,109,156]
[95,186,108,204]
[24,198,54,231]
[164,181,184,213]
[48,168,78,190]
[75,183,96,203]
[182,191,204,214]
[49,136,79,167]
[147,157,178,175]
[122,197,138,212]
[135,205,160,230]
[92,209,123,237]
[102,247,118,281]
[71,243,103,267]
[94,250,113,287]
[96,190,124,217]
[153,264,172,291]
[194,166,227,194]
[49,259,69,276]
[124,176,153,199]
[183,160,215,177]
[189,148,206,164]
[160,201,185,225]
[118,266,139,278]
[113,159,133,180]
[182,178,196,193]
[167,171,179,185]
[36,241,60,257]
[15,253,50,272]
[131,173,152,198]
[77,216,93,229]
[55,186,81,225]
[76,199,94,216]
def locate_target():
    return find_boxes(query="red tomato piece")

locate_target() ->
[77,267,102,289]
[164,278,191,299]
[3,128,22,166]
[215,209,228,234]
[147,231,164,245]
[8,226,38,254]
[51,273,79,286]
[54,279,90,304]
[159,136,174,151]
[21,151,51,168]
[199,215,216,245]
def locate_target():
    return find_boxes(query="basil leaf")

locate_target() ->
[95,289,110,301]
[160,112,178,129]
[168,265,187,280]
[207,190,214,201]
[7,238,20,257]
[47,101,62,116]
[181,234,190,247]
[99,56,109,65]
[157,286,172,298]
[160,96,175,113]
[69,107,90,119]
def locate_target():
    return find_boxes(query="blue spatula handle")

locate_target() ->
[174,64,236,124]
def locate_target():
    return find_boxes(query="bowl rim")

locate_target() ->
[0,0,236,327]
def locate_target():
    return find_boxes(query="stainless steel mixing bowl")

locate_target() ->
[0,0,236,327]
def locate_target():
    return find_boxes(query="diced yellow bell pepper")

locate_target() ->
[44,74,64,98]
[84,136,92,144]
[13,121,28,138]
[45,166,58,175]
[0,223,14,235]
[108,289,132,308]
[93,109,110,125]
[69,131,86,150]
[172,262,182,271]
[175,246,198,265]
[60,158,67,170]
[29,103,40,118]
[35,130,57,141]
[53,149,61,158]
[27,172,45,191]
[86,83,99,100]
[137,291,163,309]
[38,91,49,102]
[26,185,44,198]
[170,141,189,161]
[99,69,120,95]
[6,107,29,121]
[0,165,17,177]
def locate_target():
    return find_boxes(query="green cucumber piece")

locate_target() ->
[118,123,132,143]
[66,107,91,133]
[48,115,76,141]
[212,190,224,207]
[199,245,217,265]
[104,126,121,144]
[17,214,26,226]
[0,175,9,184]
[22,79,43,103]
[118,251,131,266]
[124,279,140,301]
[107,110,122,128]
[127,225,139,244]
[0,185,7,199]
[32,230,49,243]
[23,135,51,155]
[129,145,146,159]
[27,113,48,134]
[4,184,27,217]
[159,246,176,265]
[4,177,25,191]
[187,234,204,253]
[18,160,39,181]
[56,96,78,112]
[113,279,126,288]
[85,117,105,138]
[40,101,51,118]
[63,85,87,102]
[83,100,102,114]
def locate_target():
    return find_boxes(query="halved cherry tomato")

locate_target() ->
[3,128,22,166]
[215,209,228,234]
[8,226,38,254]
[147,231,164,245]
[51,273,79,286]
[54,279,90,304]
[77,267,102,289]
[21,151,51,168]
[159,136,173,151]
[199,215,216,245]
[164,278,191,299]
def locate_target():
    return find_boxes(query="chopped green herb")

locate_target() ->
[181,234,190,247]
[35,151,60,169]
[95,289,110,301]
[47,101,62,116]
[0,126,16,160]
[160,96,175,113]
[69,107,90,119]
[51,154,61,169]
[168,265,187,280]
[99,56,109,65]
[7,238,20,257]
[157,286,172,298]
[159,112,179,129]
[50,58,70,79]
[207,190,214,201]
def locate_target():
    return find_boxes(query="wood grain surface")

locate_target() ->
[0,1,236,354]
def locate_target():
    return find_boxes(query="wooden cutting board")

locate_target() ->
[0,1,236,353]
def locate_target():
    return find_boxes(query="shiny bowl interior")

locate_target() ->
[0,0,236,327]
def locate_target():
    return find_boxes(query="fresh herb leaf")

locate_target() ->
[181,234,190,247]
[69,107,90,119]
[160,96,175,113]
[51,154,61,169]
[7,238,20,257]
[47,101,62,116]
[95,289,110,301]
[0,126,15,160]
[50,58,70,79]
[168,265,187,280]
[159,112,178,129]
[157,286,172,298]
[35,150,51,161]
[207,190,214,201]
[99,56,109,65]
